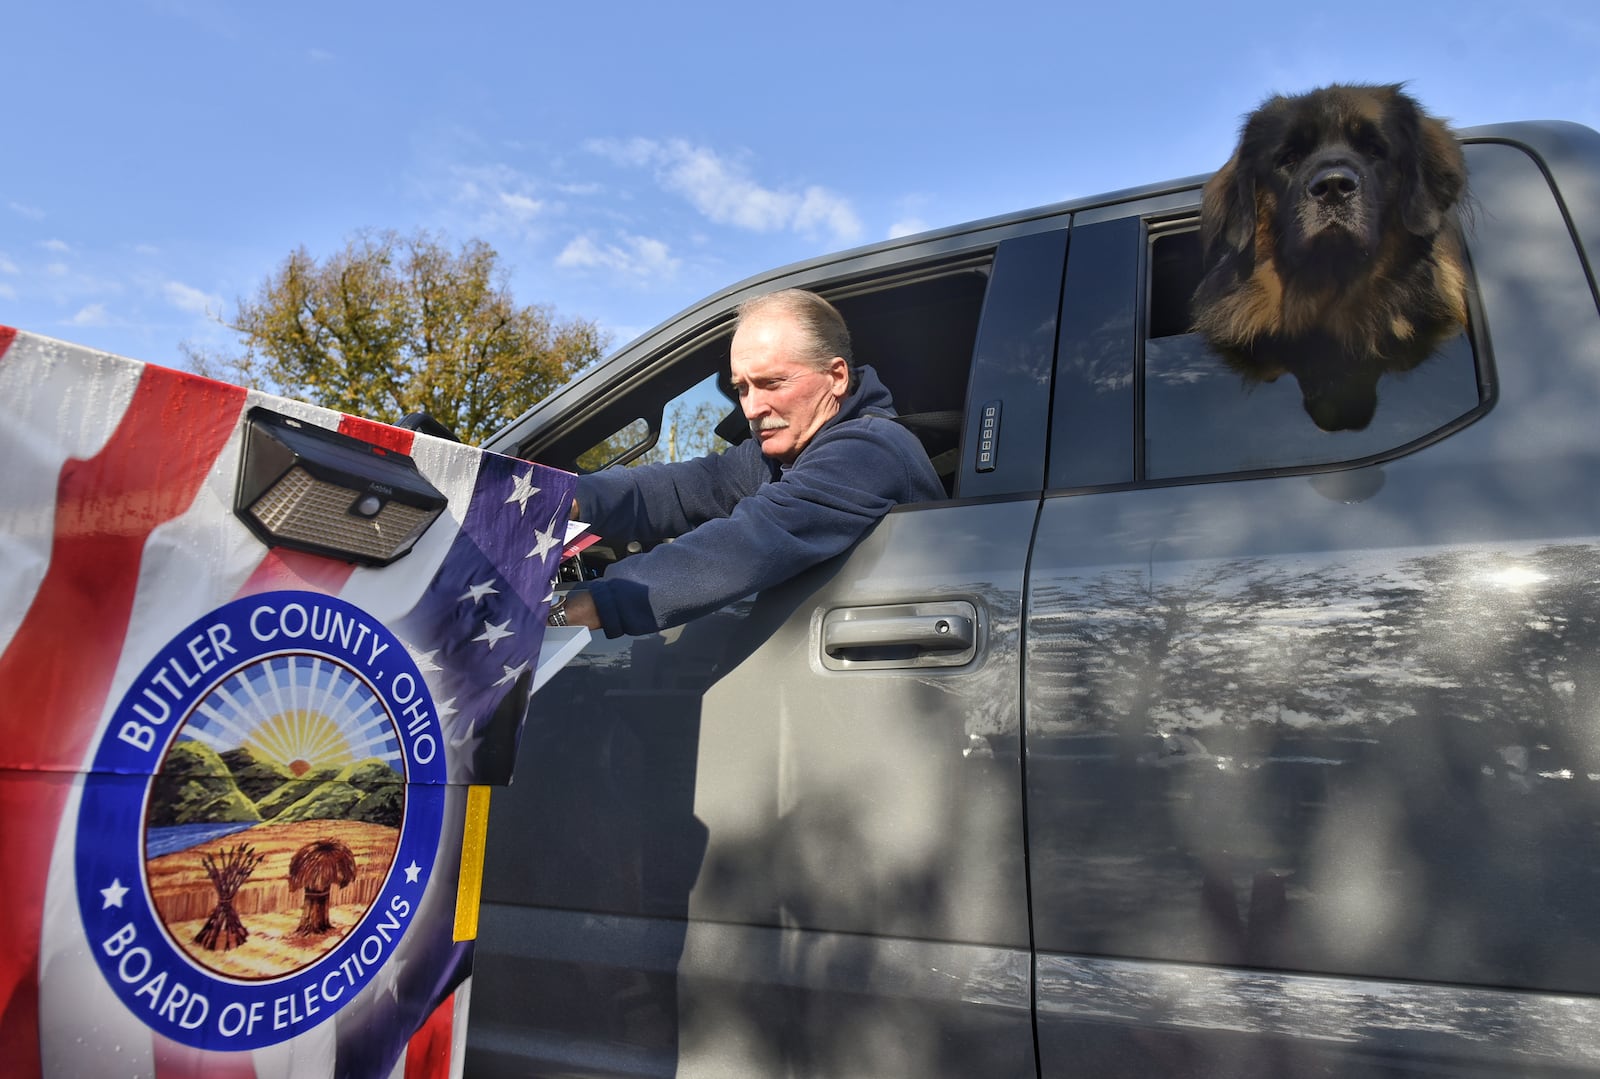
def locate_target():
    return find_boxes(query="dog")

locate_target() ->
[1191,83,1470,432]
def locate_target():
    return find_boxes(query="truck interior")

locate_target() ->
[534,256,993,489]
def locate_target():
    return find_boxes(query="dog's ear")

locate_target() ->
[1201,152,1256,266]
[1392,92,1467,237]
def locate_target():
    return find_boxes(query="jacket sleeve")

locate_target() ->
[574,440,772,545]
[582,419,928,638]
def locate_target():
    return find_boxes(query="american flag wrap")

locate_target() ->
[0,327,578,1079]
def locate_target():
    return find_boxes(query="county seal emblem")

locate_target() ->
[74,592,446,1051]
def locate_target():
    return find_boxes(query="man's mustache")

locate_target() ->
[750,416,790,434]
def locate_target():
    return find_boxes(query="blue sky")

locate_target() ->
[4,1,1598,377]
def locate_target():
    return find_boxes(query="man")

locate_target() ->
[551,288,945,637]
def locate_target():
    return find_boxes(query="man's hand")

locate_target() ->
[557,589,602,631]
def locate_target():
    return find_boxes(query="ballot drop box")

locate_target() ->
[0,327,585,1078]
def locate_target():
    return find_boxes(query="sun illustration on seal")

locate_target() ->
[142,653,407,981]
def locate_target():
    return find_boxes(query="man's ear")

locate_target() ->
[828,357,850,397]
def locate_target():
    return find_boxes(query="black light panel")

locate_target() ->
[234,407,448,566]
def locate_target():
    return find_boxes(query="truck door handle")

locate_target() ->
[820,601,978,670]
[824,614,974,653]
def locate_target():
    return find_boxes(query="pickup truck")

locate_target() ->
[466,119,1600,1078]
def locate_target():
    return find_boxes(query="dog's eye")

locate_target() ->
[1275,148,1302,170]
[1352,123,1387,160]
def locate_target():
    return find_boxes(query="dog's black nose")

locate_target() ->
[1308,164,1361,203]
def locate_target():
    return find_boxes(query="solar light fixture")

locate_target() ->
[234,406,448,566]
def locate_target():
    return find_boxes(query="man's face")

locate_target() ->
[729,313,849,464]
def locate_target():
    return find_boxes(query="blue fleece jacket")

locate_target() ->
[574,364,945,637]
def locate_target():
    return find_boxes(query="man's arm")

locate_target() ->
[574,441,771,544]
[577,419,937,637]
[555,441,773,631]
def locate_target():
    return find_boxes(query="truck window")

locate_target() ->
[1142,223,1484,480]
[538,259,992,501]
[575,371,732,472]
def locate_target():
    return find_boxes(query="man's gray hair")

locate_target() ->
[735,289,854,376]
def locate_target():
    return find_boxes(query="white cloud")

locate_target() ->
[497,191,544,221]
[888,217,929,239]
[448,164,547,234]
[794,188,862,243]
[42,238,71,253]
[163,280,221,316]
[556,233,680,278]
[554,236,605,268]
[0,253,17,274]
[308,48,334,62]
[585,136,658,169]
[9,201,44,220]
[70,303,109,326]
[0,283,15,300]
[587,137,862,245]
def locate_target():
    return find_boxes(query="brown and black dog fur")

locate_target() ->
[1191,83,1470,431]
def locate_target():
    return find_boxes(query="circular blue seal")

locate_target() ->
[74,592,446,1051]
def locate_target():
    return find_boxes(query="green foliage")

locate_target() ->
[575,398,732,472]
[186,229,608,445]
[636,399,731,466]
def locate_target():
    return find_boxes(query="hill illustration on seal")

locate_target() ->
[140,652,411,980]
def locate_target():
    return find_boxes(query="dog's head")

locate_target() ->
[1202,83,1466,288]
[1195,84,1470,431]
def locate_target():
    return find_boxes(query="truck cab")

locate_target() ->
[468,120,1600,1078]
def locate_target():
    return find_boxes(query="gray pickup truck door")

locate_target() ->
[1026,137,1600,1077]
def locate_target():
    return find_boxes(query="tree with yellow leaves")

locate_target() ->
[187,229,608,445]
